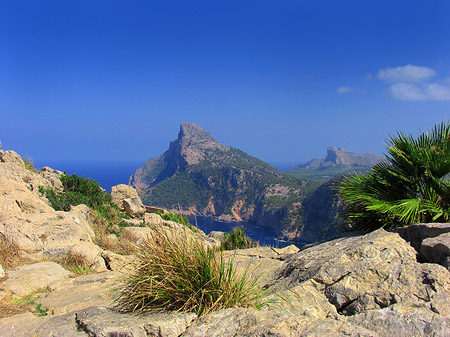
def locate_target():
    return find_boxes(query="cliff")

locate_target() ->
[130,123,319,235]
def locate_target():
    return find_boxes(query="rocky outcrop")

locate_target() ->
[297,146,382,170]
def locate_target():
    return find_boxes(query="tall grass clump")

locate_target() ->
[115,228,264,316]
[221,227,258,250]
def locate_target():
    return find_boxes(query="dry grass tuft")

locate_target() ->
[0,234,23,269]
[58,251,94,275]
[115,227,264,316]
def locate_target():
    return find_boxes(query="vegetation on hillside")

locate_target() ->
[286,164,373,182]
[115,227,264,316]
[337,122,450,230]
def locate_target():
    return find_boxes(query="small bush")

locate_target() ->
[115,227,264,316]
[23,157,36,172]
[221,227,258,250]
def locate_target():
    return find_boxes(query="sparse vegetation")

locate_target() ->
[0,233,23,269]
[221,227,258,250]
[0,290,49,318]
[23,156,37,172]
[115,227,264,316]
[337,122,450,230]
[58,251,94,275]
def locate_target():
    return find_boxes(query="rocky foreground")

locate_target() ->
[1,149,450,336]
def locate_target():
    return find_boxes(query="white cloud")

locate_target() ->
[390,83,427,100]
[378,64,436,83]
[336,86,362,94]
[424,83,450,100]
[389,82,450,101]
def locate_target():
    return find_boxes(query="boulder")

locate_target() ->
[270,229,450,317]
[75,306,197,337]
[208,230,226,241]
[123,197,146,219]
[421,232,450,270]
[144,212,164,225]
[111,184,146,219]
[68,242,108,273]
[396,222,450,252]
[0,263,5,279]
[1,262,70,297]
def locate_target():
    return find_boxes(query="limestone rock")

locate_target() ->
[271,229,450,316]
[37,271,121,315]
[0,263,4,279]
[1,262,70,297]
[144,212,164,225]
[123,197,146,219]
[396,222,450,252]
[0,311,86,337]
[110,184,140,206]
[421,232,450,270]
[68,242,108,273]
[110,184,146,219]
[75,306,197,337]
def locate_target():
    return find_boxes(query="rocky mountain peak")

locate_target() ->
[178,123,216,144]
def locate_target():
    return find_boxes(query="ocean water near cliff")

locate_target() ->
[34,160,141,193]
[188,215,302,248]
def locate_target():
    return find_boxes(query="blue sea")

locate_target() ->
[188,215,301,249]
[34,160,142,193]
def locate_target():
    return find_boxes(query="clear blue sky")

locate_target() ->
[1,0,449,167]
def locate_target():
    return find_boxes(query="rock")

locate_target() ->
[121,226,152,244]
[123,197,146,219]
[37,271,121,315]
[0,263,4,279]
[144,212,164,225]
[271,229,450,317]
[75,306,197,337]
[421,233,450,270]
[396,222,450,252]
[0,311,87,337]
[110,184,146,219]
[68,242,108,273]
[208,230,226,241]
[1,262,70,297]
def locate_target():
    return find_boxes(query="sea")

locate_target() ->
[34,161,302,248]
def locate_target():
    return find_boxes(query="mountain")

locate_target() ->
[130,123,320,236]
[286,147,383,180]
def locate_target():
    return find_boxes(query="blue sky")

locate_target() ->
[1,0,449,168]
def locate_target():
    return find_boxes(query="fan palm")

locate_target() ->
[337,122,450,230]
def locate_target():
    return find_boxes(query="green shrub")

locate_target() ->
[115,227,264,316]
[221,227,258,250]
[337,121,450,230]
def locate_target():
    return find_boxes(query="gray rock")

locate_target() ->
[75,306,196,337]
[421,232,450,270]
[37,271,121,315]
[1,261,70,297]
[396,223,450,252]
[208,230,226,241]
[270,229,450,316]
